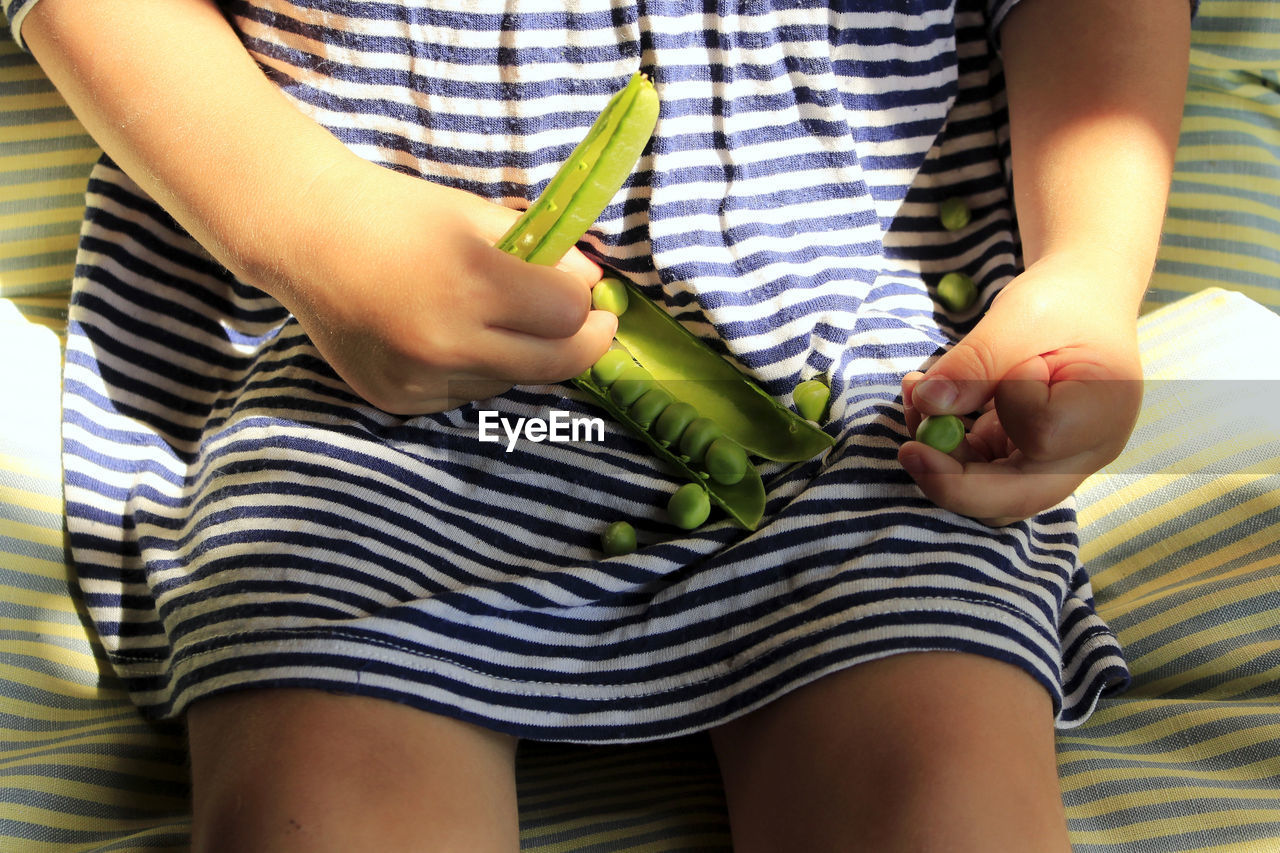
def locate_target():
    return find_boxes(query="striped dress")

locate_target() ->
[12,0,1136,742]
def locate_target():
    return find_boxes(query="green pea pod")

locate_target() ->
[491,71,830,530]
[574,367,767,530]
[495,72,660,265]
[610,277,833,462]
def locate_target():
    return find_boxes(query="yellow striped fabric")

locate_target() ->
[0,299,190,852]
[0,34,96,337]
[1187,0,1280,74]
[5,288,1277,852]
[1145,1,1280,313]
[517,738,730,852]
[1064,288,1280,852]
[4,0,1280,850]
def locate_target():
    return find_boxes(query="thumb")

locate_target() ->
[913,310,1041,416]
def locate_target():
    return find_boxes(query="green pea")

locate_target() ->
[937,272,977,313]
[704,436,748,485]
[592,277,630,316]
[793,379,831,423]
[653,401,699,446]
[591,349,633,388]
[629,387,676,430]
[939,197,971,231]
[678,417,723,464]
[917,414,966,453]
[667,482,711,530]
[609,363,654,408]
[600,520,637,556]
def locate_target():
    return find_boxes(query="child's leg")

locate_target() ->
[186,688,520,852]
[710,652,1071,853]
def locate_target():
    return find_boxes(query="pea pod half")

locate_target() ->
[495,72,660,265]
[608,276,832,463]
[575,351,767,529]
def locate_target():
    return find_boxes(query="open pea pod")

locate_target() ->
[567,277,836,530]
[608,277,833,463]
[495,71,831,530]
[571,364,766,530]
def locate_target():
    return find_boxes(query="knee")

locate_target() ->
[713,653,1071,853]
[190,787,306,853]
[188,731,368,853]
[822,655,1069,848]
[185,688,521,853]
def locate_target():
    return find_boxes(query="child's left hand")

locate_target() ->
[898,252,1145,526]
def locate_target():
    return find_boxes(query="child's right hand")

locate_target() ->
[264,158,620,414]
[24,0,616,416]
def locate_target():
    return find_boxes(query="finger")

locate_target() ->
[470,195,602,289]
[902,370,927,435]
[478,308,618,383]
[555,246,603,288]
[996,357,1138,466]
[898,443,1088,525]
[481,249,595,340]
[912,293,1052,417]
[990,357,1055,462]
[966,408,1015,462]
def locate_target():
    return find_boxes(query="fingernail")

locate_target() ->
[915,377,958,411]
[900,450,926,476]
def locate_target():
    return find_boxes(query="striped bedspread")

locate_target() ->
[4,285,1277,852]
[3,0,1279,848]
[1145,0,1280,313]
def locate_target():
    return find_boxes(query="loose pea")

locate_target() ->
[704,436,749,485]
[939,197,971,231]
[793,378,831,423]
[917,414,966,453]
[667,482,711,530]
[591,349,633,388]
[937,272,977,313]
[600,520,637,556]
[609,363,654,408]
[653,401,699,446]
[678,417,724,464]
[591,277,630,316]
[629,387,676,430]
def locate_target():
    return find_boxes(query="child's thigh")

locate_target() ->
[186,687,520,853]
[709,651,1070,853]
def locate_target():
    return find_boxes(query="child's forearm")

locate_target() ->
[1001,0,1190,311]
[23,0,363,298]
[26,0,617,413]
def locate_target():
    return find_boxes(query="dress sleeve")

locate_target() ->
[7,0,44,50]
[987,0,1199,52]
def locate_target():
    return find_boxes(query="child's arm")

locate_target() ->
[899,0,1191,525]
[24,0,616,414]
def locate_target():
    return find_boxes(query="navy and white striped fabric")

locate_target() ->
[15,0,1137,742]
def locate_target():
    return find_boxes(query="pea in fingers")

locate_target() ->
[899,360,1142,525]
